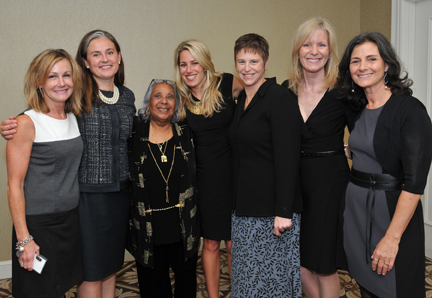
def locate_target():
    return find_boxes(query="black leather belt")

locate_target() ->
[301,149,344,157]
[349,168,403,263]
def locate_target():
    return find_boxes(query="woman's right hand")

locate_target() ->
[344,143,352,159]
[274,216,292,236]
[18,240,40,271]
[1,116,18,140]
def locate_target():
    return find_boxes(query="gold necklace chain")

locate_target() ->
[150,123,171,162]
[147,143,176,203]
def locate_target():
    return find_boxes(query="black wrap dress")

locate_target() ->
[282,81,357,273]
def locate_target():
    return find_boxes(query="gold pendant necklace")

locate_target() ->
[150,123,171,162]
[158,142,168,162]
[147,143,176,203]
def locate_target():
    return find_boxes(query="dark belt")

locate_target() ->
[349,168,403,263]
[301,149,344,157]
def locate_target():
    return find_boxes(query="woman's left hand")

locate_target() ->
[371,191,422,276]
[371,235,399,275]
[273,216,292,236]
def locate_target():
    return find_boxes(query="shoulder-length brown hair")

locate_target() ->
[24,49,83,116]
[76,30,125,113]
[288,17,338,95]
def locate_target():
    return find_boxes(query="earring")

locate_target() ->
[351,80,355,93]
[39,87,43,96]
[146,108,150,115]
[119,61,121,65]
[86,66,90,69]
[384,72,388,89]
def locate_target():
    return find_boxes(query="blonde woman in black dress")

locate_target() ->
[174,40,243,297]
[282,17,357,298]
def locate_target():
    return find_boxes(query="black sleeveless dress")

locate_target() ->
[185,73,235,240]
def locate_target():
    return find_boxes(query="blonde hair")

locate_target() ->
[288,17,338,95]
[24,49,83,116]
[174,39,223,120]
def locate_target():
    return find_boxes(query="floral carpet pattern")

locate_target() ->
[0,251,431,297]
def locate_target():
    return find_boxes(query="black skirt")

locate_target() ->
[79,187,130,281]
[12,207,82,298]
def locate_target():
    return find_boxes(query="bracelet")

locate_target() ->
[16,235,33,250]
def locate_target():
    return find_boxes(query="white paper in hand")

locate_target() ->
[33,254,47,274]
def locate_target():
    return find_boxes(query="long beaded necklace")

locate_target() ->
[98,85,119,105]
[147,143,176,203]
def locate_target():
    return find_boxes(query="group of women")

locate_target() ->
[2,16,431,298]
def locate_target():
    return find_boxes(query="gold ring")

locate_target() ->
[384,263,389,266]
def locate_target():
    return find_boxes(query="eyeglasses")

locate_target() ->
[150,79,176,85]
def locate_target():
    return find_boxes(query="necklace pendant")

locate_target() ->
[161,154,167,162]
[166,185,169,203]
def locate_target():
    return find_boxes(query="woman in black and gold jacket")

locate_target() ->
[127,79,200,298]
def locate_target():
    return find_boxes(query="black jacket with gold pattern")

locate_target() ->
[127,118,199,268]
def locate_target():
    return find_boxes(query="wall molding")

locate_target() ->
[0,260,11,280]
[426,18,432,226]
[391,0,417,82]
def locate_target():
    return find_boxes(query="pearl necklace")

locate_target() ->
[98,85,119,105]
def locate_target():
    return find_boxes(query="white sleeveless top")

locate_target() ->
[23,110,83,215]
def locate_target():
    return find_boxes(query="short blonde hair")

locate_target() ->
[24,49,83,116]
[174,39,223,120]
[288,17,338,94]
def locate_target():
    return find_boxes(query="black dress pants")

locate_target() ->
[136,241,198,298]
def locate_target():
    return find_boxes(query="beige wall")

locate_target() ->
[361,0,392,39]
[0,0,390,262]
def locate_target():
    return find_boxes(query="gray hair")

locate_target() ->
[81,31,117,57]
[138,79,180,122]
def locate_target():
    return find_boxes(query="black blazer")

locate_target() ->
[228,78,303,218]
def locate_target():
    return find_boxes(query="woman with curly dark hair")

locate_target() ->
[338,32,432,298]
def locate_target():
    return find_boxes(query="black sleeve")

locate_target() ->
[399,99,432,194]
[270,87,302,218]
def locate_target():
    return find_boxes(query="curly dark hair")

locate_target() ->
[337,32,413,110]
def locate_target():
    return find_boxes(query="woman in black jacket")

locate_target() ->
[228,33,303,298]
[127,79,200,298]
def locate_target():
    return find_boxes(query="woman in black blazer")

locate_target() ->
[228,33,303,298]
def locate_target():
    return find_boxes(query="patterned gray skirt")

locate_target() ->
[231,212,301,297]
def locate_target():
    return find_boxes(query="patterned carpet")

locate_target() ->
[0,250,431,297]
